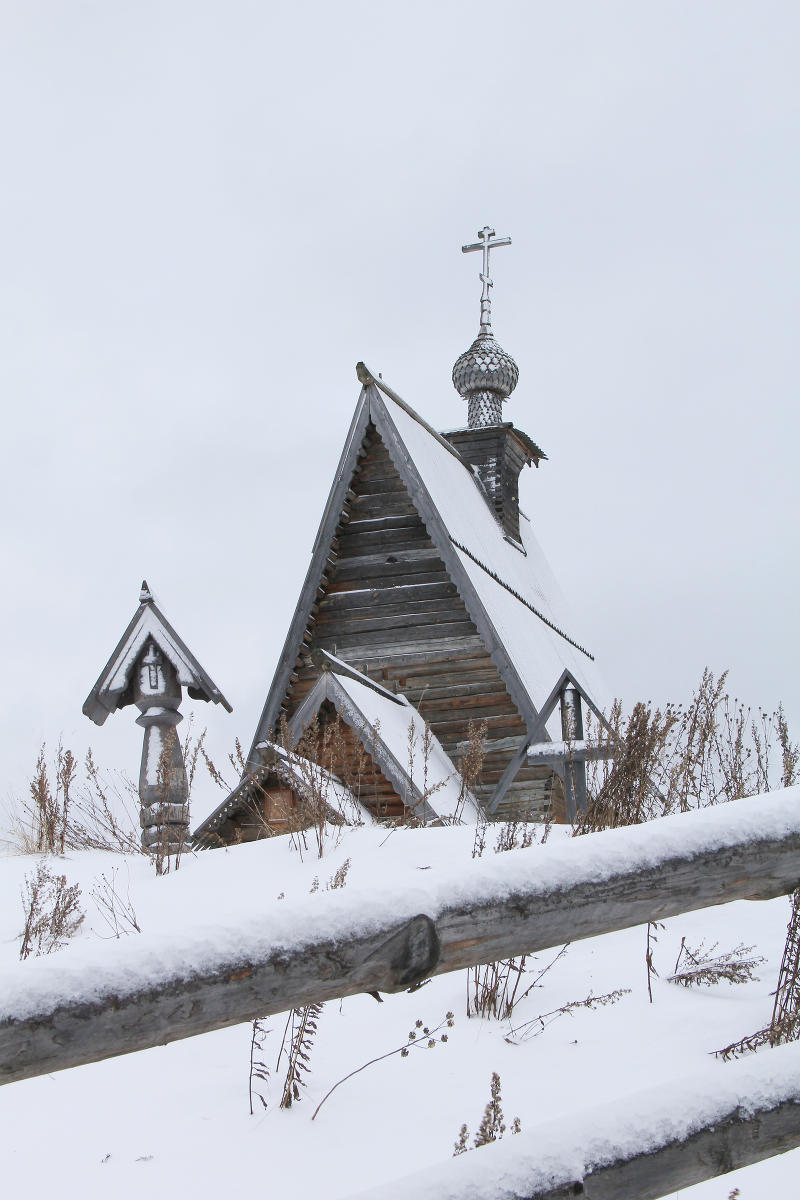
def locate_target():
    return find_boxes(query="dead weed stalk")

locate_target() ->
[453,1072,521,1155]
[19,860,85,959]
[312,1011,454,1121]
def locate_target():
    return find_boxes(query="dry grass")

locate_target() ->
[579,668,799,835]
[667,939,764,989]
[4,743,142,857]
[19,859,85,959]
[453,1072,521,1155]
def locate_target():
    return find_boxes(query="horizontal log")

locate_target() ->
[455,733,527,756]
[331,546,444,577]
[319,582,458,613]
[315,623,479,652]
[316,607,471,638]
[3,789,800,1087]
[318,594,464,625]
[416,716,526,741]
[350,1041,800,1200]
[326,569,451,594]
[370,649,493,675]
[336,530,433,557]
[351,467,408,490]
[527,739,615,764]
[406,678,509,703]
[348,494,418,520]
[339,514,422,536]
[417,707,519,735]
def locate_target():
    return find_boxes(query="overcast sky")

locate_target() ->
[1,2,798,824]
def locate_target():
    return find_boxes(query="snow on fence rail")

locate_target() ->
[348,1038,800,1200]
[2,788,800,1090]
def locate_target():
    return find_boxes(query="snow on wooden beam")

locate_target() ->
[526,739,615,764]
[347,1039,800,1200]
[2,788,800,1086]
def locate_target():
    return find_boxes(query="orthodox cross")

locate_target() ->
[461,225,512,335]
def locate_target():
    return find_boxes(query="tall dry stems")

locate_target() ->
[19,860,84,959]
[453,1072,521,1155]
[580,669,798,836]
[4,744,142,856]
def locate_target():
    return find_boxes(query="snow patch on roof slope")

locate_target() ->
[105,606,201,694]
[380,397,610,719]
[332,673,480,823]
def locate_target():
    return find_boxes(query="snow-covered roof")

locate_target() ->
[379,393,610,730]
[248,377,611,763]
[192,741,376,844]
[83,582,232,726]
[286,658,480,825]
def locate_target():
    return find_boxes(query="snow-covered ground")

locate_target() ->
[1,821,797,1199]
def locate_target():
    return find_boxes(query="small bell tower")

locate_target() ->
[448,226,546,544]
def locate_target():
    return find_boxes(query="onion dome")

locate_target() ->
[452,331,519,428]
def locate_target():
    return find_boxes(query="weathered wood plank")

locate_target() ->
[316,624,479,652]
[328,638,487,666]
[336,530,434,558]
[408,678,509,703]
[318,583,459,613]
[5,794,800,1086]
[577,1094,800,1200]
[348,493,418,520]
[455,733,526,756]
[339,514,422,535]
[331,548,445,578]
[349,1050,800,1200]
[316,608,475,639]
[325,569,451,593]
[412,715,525,741]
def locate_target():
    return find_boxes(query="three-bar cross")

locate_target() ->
[462,225,512,335]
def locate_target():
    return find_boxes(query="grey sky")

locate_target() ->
[1,2,798,822]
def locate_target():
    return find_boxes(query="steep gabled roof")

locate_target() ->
[285,658,480,825]
[83,582,232,726]
[247,370,608,766]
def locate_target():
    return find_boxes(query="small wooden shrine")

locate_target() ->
[83,581,231,856]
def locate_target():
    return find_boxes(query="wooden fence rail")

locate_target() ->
[2,791,800,1088]
[347,1039,800,1200]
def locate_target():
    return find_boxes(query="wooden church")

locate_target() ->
[194,229,609,847]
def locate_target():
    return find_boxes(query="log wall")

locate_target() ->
[280,425,555,819]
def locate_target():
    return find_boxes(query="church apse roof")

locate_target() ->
[285,655,481,825]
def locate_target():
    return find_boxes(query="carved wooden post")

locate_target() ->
[134,642,190,855]
[560,685,588,820]
[83,582,232,860]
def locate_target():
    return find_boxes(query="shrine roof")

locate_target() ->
[82,583,232,727]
